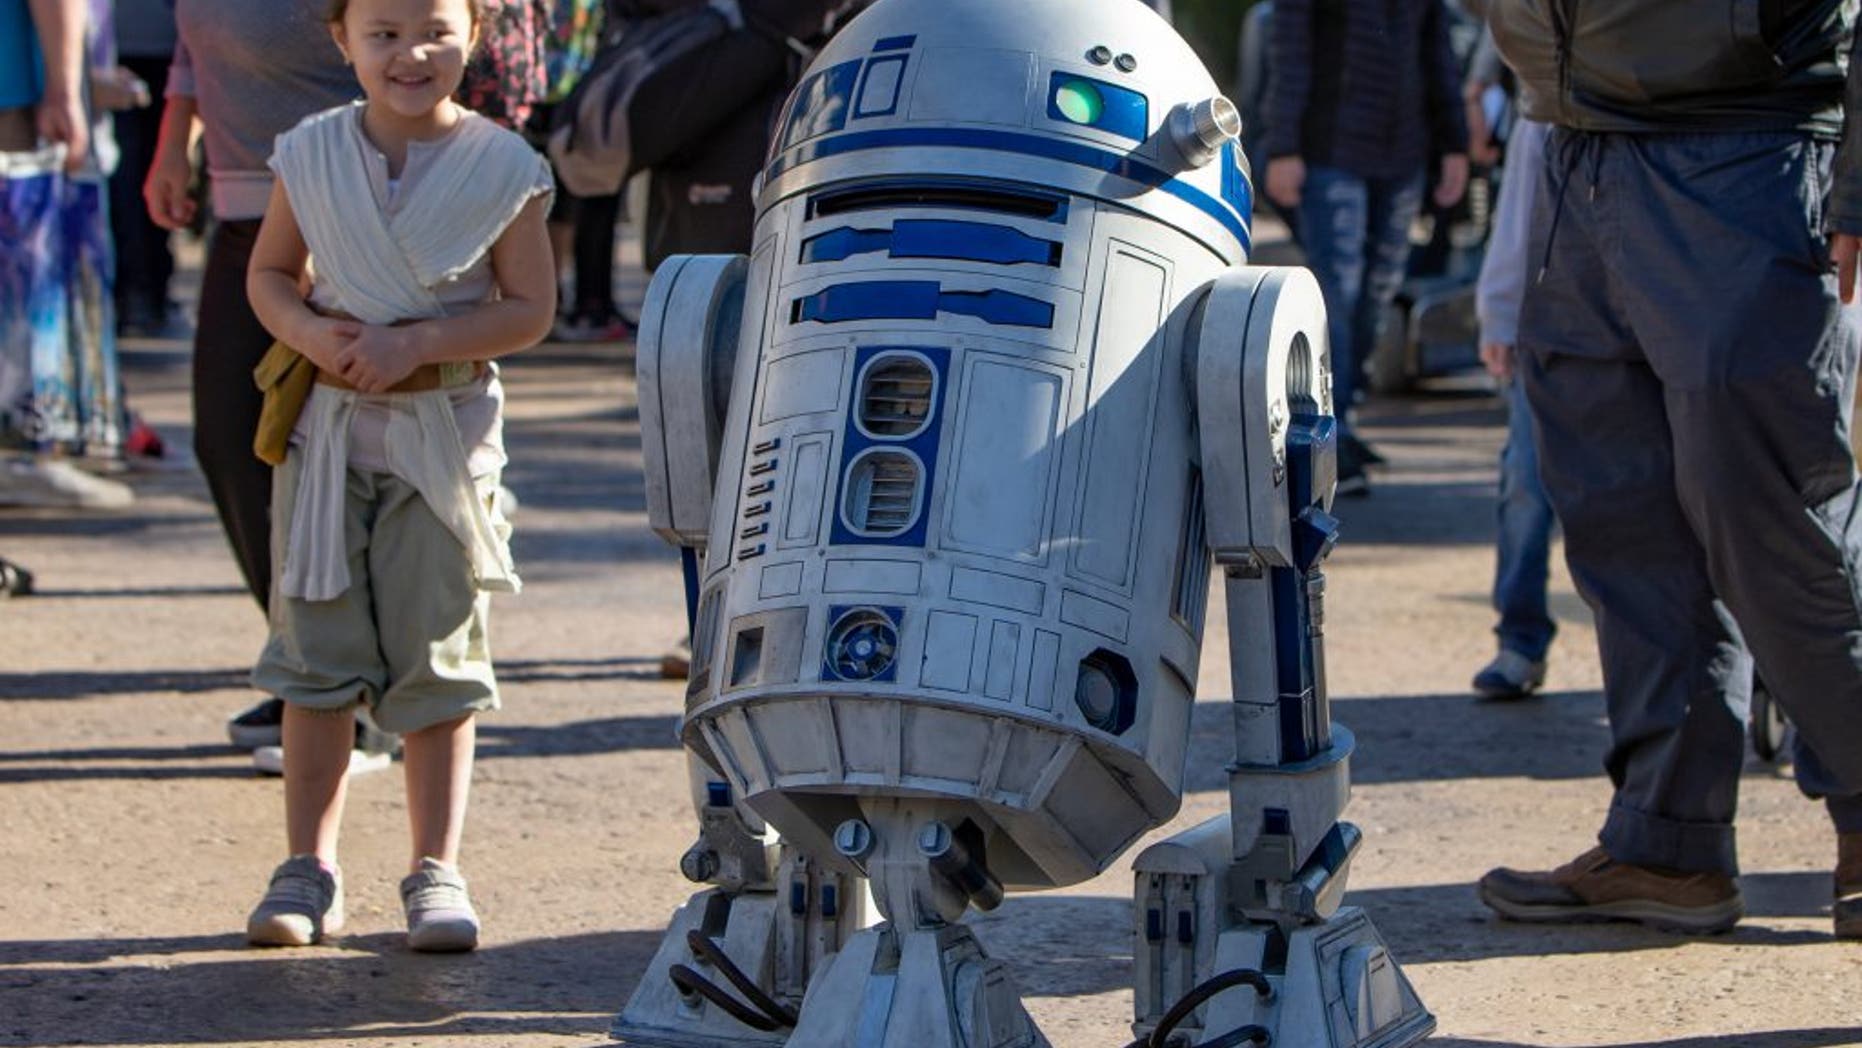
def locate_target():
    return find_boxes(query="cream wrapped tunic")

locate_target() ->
[268,102,552,602]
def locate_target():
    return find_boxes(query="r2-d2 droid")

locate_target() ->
[627,1,1432,1045]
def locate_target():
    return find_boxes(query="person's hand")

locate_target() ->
[292,316,362,372]
[1435,153,1470,209]
[90,66,150,112]
[1832,232,1861,304]
[143,147,197,230]
[34,87,87,172]
[1266,156,1306,210]
[332,324,425,393]
[1479,341,1515,382]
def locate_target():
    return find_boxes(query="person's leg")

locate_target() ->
[1492,376,1557,662]
[367,472,498,951]
[283,703,357,862]
[1349,171,1426,428]
[109,54,172,327]
[1622,132,1862,867]
[403,714,476,871]
[1296,167,1369,445]
[571,189,622,320]
[1476,376,1558,697]
[248,458,387,947]
[1478,130,1746,933]
[191,220,274,611]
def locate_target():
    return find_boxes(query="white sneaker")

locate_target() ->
[401,857,480,952]
[247,855,344,946]
[252,746,392,776]
[1472,649,1547,700]
[0,456,133,508]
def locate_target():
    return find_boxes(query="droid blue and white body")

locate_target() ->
[626,2,1432,1046]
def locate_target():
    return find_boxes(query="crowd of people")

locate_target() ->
[3,0,1859,965]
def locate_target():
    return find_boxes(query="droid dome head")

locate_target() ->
[666,0,1261,900]
[762,0,1252,264]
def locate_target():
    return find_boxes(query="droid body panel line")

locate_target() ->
[632,0,1430,1045]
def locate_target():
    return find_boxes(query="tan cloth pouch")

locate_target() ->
[252,340,317,466]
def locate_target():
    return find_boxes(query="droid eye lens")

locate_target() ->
[1054,80,1105,126]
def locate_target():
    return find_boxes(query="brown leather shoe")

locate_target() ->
[1837,833,1862,940]
[1478,845,1742,934]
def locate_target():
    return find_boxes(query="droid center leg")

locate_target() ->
[782,798,1049,1048]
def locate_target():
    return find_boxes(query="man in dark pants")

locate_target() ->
[1478,0,1862,939]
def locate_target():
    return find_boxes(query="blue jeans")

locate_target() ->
[1492,377,1557,662]
[1297,167,1425,436]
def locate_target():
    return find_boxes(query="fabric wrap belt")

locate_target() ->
[309,309,485,393]
[315,360,485,393]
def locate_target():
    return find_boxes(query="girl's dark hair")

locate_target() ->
[326,0,488,26]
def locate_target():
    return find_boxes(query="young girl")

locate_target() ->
[242,0,554,951]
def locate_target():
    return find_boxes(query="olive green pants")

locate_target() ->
[254,450,502,734]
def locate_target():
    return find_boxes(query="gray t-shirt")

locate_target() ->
[168,0,357,219]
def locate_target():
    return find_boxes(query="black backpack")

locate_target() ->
[549,0,845,197]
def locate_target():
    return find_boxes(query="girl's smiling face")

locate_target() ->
[332,0,478,124]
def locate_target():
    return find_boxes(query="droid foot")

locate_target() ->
[787,923,1047,1048]
[614,890,792,1048]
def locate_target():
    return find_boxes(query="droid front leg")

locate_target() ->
[625,254,866,1046]
[614,756,864,1046]
[1131,268,1431,1048]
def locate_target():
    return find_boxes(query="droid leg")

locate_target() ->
[1130,269,1431,1048]
[625,253,866,1044]
[783,799,1050,1048]
[615,758,867,1046]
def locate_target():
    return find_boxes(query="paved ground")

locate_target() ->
[3,243,1860,1047]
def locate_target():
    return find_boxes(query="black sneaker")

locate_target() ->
[1343,432,1388,468]
[227,697,286,749]
[1335,441,1371,498]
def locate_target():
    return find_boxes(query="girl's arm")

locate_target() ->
[332,195,556,393]
[246,180,362,371]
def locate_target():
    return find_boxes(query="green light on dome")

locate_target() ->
[1054,80,1104,125]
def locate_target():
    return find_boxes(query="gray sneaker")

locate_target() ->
[247,855,343,946]
[401,858,480,952]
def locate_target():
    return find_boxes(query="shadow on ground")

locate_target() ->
[979,872,1836,1002]
[0,656,658,702]
[1184,690,1616,790]
[1429,1034,1862,1048]
[0,929,655,1046]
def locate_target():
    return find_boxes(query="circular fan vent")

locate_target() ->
[825,608,900,682]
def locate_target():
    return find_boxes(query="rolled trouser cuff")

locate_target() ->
[1601,800,1738,877]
